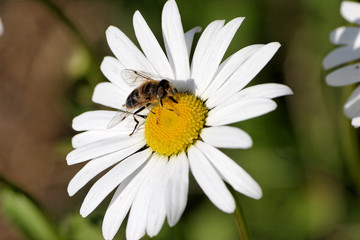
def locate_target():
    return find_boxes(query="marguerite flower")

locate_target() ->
[66,1,292,239]
[323,1,360,127]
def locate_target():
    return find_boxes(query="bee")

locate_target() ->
[108,69,179,136]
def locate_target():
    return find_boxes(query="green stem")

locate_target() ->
[35,0,101,87]
[231,188,251,240]
[36,0,95,59]
[339,86,360,196]
[0,175,42,210]
[0,174,63,240]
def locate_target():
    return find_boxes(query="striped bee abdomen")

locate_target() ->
[126,88,141,108]
[142,82,158,96]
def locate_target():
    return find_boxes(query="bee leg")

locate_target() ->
[129,115,139,136]
[129,106,145,136]
[145,103,158,124]
[169,96,178,104]
[160,99,179,116]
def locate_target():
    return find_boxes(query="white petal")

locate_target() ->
[102,176,135,240]
[188,145,235,213]
[106,26,156,73]
[72,110,145,132]
[192,18,245,96]
[67,140,146,196]
[201,126,252,149]
[239,83,293,99]
[190,20,224,91]
[323,45,360,70]
[330,27,360,47]
[165,152,189,226]
[80,149,152,217]
[187,20,224,92]
[162,0,190,81]
[184,27,202,56]
[341,1,360,25]
[344,85,360,118]
[326,63,360,86]
[192,20,224,64]
[218,83,293,107]
[351,112,360,127]
[133,11,174,79]
[201,44,264,102]
[92,82,126,109]
[126,155,167,240]
[72,130,129,148]
[196,141,262,199]
[72,110,115,131]
[0,17,3,36]
[146,155,169,237]
[102,160,153,240]
[66,133,144,165]
[207,42,281,107]
[207,98,277,126]
[100,56,133,93]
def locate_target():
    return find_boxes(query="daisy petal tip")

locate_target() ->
[255,188,263,199]
[236,17,246,24]
[65,153,74,165]
[248,185,263,200]
[244,140,253,149]
[325,75,335,86]
[352,118,360,128]
[283,85,294,96]
[106,25,117,34]
[71,114,84,130]
[322,51,339,70]
[79,210,88,218]
[167,219,177,228]
[164,0,177,9]
[231,17,245,25]
[100,56,112,68]
[133,10,143,22]
[341,1,360,23]
[270,41,281,49]
[253,193,262,200]
[102,227,115,240]
[223,202,236,214]
[65,160,73,166]
[91,84,104,103]
[67,184,75,197]
[192,26,202,33]
[267,100,278,112]
[80,205,91,218]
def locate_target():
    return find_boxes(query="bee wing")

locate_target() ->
[108,111,130,129]
[122,69,153,87]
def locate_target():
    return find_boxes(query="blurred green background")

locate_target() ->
[1,0,359,239]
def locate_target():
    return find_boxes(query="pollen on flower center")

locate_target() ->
[145,93,208,156]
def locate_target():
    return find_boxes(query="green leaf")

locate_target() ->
[61,214,103,240]
[0,186,60,240]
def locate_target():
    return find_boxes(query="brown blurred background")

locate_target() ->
[0,1,115,239]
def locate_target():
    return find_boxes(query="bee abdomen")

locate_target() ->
[142,82,158,96]
[126,89,141,108]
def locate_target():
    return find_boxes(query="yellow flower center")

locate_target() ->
[145,93,208,156]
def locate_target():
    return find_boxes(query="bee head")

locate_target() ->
[157,80,171,98]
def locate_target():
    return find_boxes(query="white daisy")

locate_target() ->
[67,1,292,239]
[323,1,360,127]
